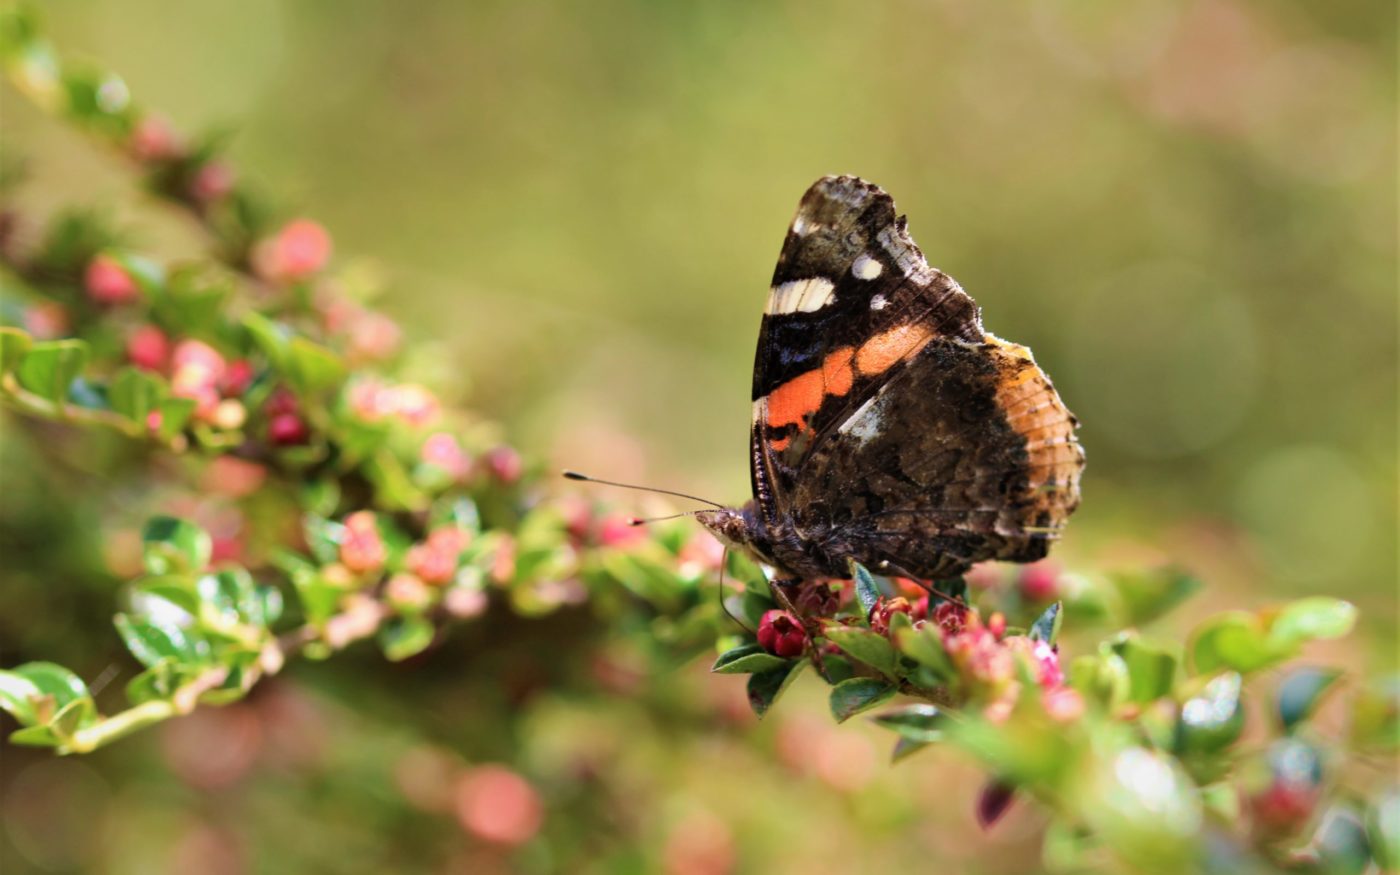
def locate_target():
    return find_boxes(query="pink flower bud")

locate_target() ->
[222,359,255,396]
[597,513,645,548]
[126,325,170,372]
[339,511,386,574]
[190,161,234,203]
[1043,687,1084,722]
[267,413,310,446]
[1018,561,1060,602]
[84,254,140,304]
[129,115,180,162]
[757,609,807,658]
[987,612,1007,639]
[443,586,488,619]
[406,529,466,585]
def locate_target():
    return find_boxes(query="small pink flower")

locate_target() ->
[1043,687,1084,722]
[1003,636,1065,689]
[21,302,69,339]
[677,532,725,576]
[484,445,523,484]
[254,219,332,282]
[421,432,470,479]
[347,378,388,421]
[443,586,488,619]
[345,310,402,363]
[84,254,140,304]
[172,339,227,385]
[211,398,247,430]
[405,532,462,585]
[339,511,386,573]
[387,383,438,426]
[490,535,516,584]
[126,325,170,372]
[386,573,432,610]
[869,596,912,636]
[931,601,968,638]
[757,610,807,658]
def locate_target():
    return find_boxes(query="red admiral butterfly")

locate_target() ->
[693,176,1084,585]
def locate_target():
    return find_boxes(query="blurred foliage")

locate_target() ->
[0,2,1396,874]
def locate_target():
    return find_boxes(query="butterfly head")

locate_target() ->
[696,504,770,560]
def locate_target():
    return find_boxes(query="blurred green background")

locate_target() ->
[2,1,1395,872]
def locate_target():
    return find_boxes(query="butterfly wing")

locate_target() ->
[749,176,983,521]
[749,176,1083,578]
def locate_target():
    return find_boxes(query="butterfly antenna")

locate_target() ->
[562,470,725,509]
[626,510,706,526]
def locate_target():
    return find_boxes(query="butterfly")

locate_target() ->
[695,176,1084,585]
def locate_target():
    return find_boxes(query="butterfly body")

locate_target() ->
[699,176,1084,583]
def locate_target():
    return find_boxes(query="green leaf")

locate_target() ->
[849,558,880,618]
[286,337,346,396]
[379,615,436,661]
[711,643,791,675]
[1174,673,1245,755]
[0,670,41,725]
[1117,637,1178,704]
[1109,567,1201,626]
[125,661,181,705]
[243,311,289,371]
[16,339,87,402]
[894,624,956,681]
[1029,601,1063,645]
[892,736,931,762]
[1348,676,1399,750]
[830,677,895,723]
[8,725,63,748]
[1078,746,1203,873]
[872,703,947,743]
[0,326,32,374]
[108,367,164,424]
[114,613,206,669]
[746,660,805,719]
[725,550,769,597]
[196,567,269,628]
[1268,598,1357,649]
[824,625,898,677]
[1189,611,1278,675]
[141,515,212,575]
[132,575,200,615]
[366,450,428,512]
[1276,666,1344,733]
[1368,789,1400,871]
[155,396,196,440]
[11,661,90,710]
[1314,804,1371,875]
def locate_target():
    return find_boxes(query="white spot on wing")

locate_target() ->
[870,294,887,310]
[791,216,809,236]
[837,393,884,445]
[765,277,836,315]
[851,254,883,280]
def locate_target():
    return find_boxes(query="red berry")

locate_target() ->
[757,609,807,658]
[84,254,140,304]
[268,412,310,446]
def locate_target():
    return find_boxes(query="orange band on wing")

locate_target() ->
[765,347,855,430]
[854,323,933,376]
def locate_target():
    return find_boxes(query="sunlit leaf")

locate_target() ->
[824,625,898,677]
[17,338,87,402]
[711,643,790,675]
[141,515,211,575]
